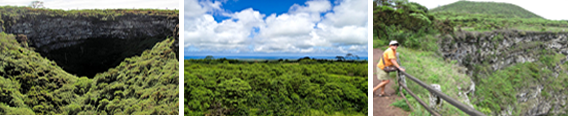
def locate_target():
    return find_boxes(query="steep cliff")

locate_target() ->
[0,6,178,77]
[439,30,568,115]
[440,30,568,72]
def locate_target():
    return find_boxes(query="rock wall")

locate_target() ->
[0,13,178,77]
[439,30,568,115]
[440,30,568,72]
[1,14,178,52]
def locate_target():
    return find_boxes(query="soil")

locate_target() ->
[373,48,410,116]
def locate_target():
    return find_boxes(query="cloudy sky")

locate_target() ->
[409,0,568,20]
[185,0,368,57]
[0,0,178,10]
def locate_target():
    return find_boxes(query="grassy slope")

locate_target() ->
[381,47,472,115]
[0,32,178,114]
[382,45,568,115]
[430,1,568,32]
[184,60,367,115]
[431,1,542,19]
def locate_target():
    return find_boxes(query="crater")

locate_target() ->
[2,13,178,77]
[38,36,164,77]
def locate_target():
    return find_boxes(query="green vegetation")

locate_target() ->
[473,53,567,115]
[375,0,568,115]
[389,47,472,115]
[0,6,178,18]
[430,1,568,32]
[373,0,448,51]
[0,32,178,114]
[391,99,411,111]
[184,59,367,115]
[431,1,542,18]
[374,0,568,49]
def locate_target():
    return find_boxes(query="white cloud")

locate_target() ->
[289,0,332,13]
[316,24,367,45]
[321,0,367,27]
[260,13,317,38]
[185,0,368,55]
[186,0,208,18]
[186,7,264,52]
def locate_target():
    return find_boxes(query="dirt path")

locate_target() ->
[373,48,410,116]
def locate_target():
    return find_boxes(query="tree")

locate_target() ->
[205,55,214,60]
[335,56,345,61]
[30,1,45,9]
[345,53,360,60]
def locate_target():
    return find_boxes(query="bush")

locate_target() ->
[391,99,411,111]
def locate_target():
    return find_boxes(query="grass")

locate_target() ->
[378,46,473,115]
[385,45,568,115]
[473,53,567,115]
[431,1,543,19]
[391,99,411,111]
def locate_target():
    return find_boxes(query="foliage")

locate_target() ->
[430,1,568,32]
[184,59,368,115]
[30,1,44,9]
[373,0,447,51]
[0,32,178,114]
[390,47,472,115]
[391,99,411,111]
[472,53,567,115]
[431,1,542,19]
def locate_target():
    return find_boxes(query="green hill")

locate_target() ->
[431,1,542,19]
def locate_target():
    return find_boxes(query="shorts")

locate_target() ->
[376,66,390,80]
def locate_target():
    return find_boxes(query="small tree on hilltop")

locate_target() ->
[30,1,45,9]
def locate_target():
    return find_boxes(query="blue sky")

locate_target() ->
[185,0,368,57]
[211,0,337,22]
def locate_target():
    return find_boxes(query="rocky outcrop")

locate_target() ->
[439,30,568,115]
[1,14,178,52]
[440,30,568,72]
[1,13,178,77]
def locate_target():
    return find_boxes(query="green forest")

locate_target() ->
[184,59,368,115]
[0,30,178,114]
[374,0,568,115]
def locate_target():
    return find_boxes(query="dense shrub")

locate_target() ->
[184,59,368,115]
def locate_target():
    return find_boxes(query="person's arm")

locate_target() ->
[390,59,405,72]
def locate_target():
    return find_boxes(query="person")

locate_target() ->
[373,40,405,96]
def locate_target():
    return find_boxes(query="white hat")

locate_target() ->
[389,41,399,45]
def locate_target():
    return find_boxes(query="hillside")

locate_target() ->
[0,32,179,114]
[431,1,542,19]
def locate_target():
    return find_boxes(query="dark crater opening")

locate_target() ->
[37,37,164,77]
